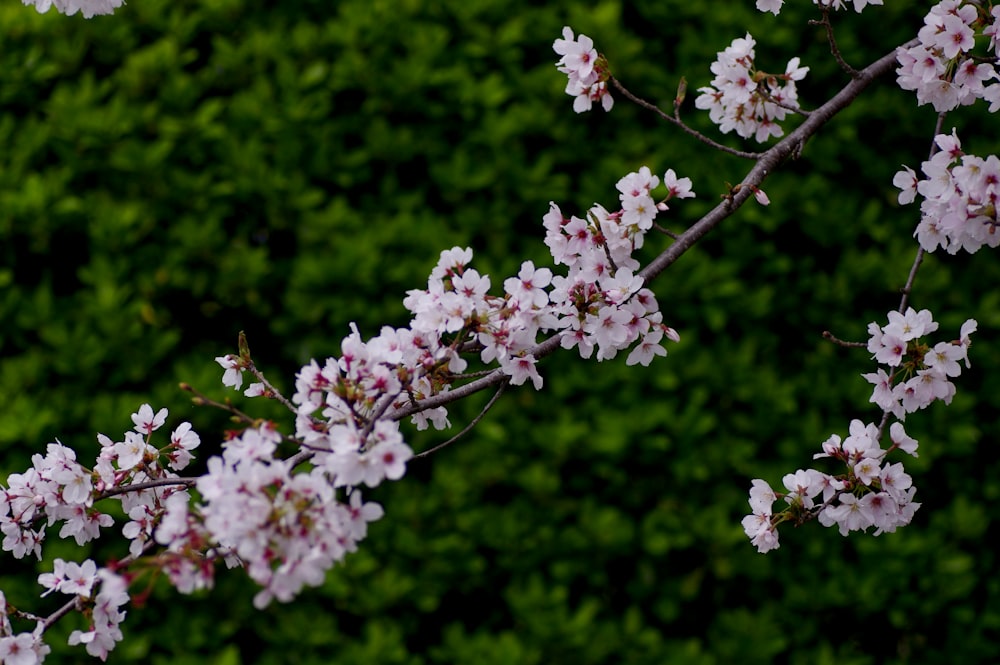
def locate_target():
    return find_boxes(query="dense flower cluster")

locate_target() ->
[894,130,1000,254]
[896,1,1000,113]
[694,33,809,142]
[21,0,122,18]
[1,405,198,563]
[154,425,386,609]
[553,27,614,112]
[35,562,130,659]
[542,167,690,364]
[0,404,194,663]
[2,564,129,664]
[863,307,977,418]
[744,308,976,552]
[743,419,920,553]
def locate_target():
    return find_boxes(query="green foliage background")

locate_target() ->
[2,0,1000,663]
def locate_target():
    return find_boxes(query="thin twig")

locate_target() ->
[450,368,503,380]
[8,596,77,627]
[651,221,680,238]
[756,87,814,117]
[247,362,297,414]
[809,12,861,79]
[601,238,620,274]
[821,331,867,348]
[179,382,303,448]
[414,381,508,459]
[897,247,926,315]
[610,77,763,160]
[286,448,315,469]
[810,9,860,78]
[875,408,893,440]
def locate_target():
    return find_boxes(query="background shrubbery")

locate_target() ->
[2,0,1000,663]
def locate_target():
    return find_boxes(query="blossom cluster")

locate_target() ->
[553,27,614,112]
[400,249,552,393]
[0,405,197,662]
[154,425,386,609]
[744,308,977,553]
[21,0,123,18]
[896,1,1000,113]
[542,167,690,365]
[894,130,1000,255]
[863,307,977,418]
[63,559,129,660]
[694,33,809,142]
[14,560,132,662]
[0,400,395,659]
[743,419,920,553]
[756,0,883,15]
[1,405,198,563]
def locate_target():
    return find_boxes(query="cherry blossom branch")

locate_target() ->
[3,5,996,662]
[95,477,196,500]
[640,41,914,282]
[392,41,915,422]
